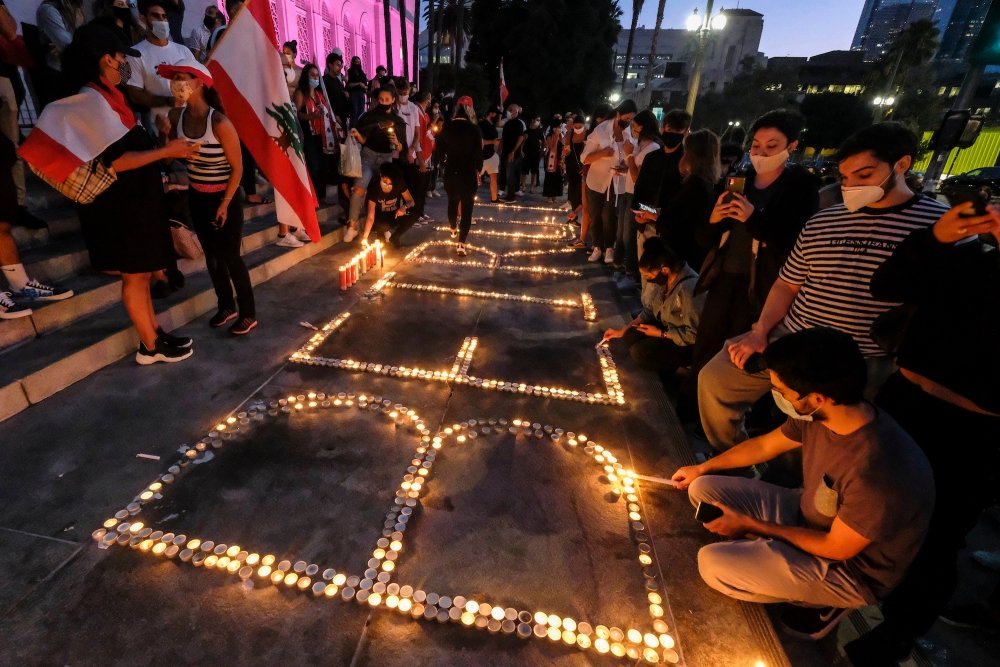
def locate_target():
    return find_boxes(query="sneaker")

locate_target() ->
[516,190,525,196]
[604,248,615,264]
[13,279,74,302]
[342,225,359,243]
[973,549,1000,573]
[490,197,500,204]
[456,243,467,256]
[940,602,1000,633]
[0,291,31,319]
[587,247,602,262]
[229,316,258,336]
[209,308,238,328]
[498,191,506,199]
[777,604,849,640]
[135,338,193,365]
[275,234,304,248]
[843,625,915,667]
[292,227,312,242]
[567,239,586,249]
[156,327,192,349]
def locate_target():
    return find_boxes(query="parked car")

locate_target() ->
[940,166,1000,198]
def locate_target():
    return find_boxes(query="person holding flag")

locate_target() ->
[18,24,200,364]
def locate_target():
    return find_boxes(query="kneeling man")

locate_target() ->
[672,328,933,638]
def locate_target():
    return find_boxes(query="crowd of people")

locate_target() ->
[1,2,999,662]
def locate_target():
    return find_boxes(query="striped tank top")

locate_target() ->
[178,108,231,193]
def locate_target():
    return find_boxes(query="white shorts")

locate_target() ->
[481,153,500,175]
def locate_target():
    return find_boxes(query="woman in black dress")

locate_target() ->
[542,117,564,202]
[522,115,544,194]
[563,109,585,223]
[345,56,368,126]
[437,96,483,255]
[60,25,199,363]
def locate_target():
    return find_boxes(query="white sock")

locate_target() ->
[1,264,30,291]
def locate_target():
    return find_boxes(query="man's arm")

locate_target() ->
[740,515,871,562]
[672,427,801,488]
[726,277,801,369]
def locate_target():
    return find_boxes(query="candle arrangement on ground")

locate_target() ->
[92,388,679,664]
[435,225,568,242]
[339,241,384,291]
[404,240,582,277]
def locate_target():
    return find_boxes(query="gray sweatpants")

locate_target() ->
[689,475,873,608]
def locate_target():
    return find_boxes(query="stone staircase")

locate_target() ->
[0,187,346,422]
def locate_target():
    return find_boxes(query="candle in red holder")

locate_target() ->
[339,266,348,291]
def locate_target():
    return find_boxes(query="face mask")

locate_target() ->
[170,79,193,103]
[308,78,320,89]
[573,126,584,135]
[841,168,895,212]
[398,94,409,104]
[647,272,669,285]
[771,389,819,422]
[203,16,216,30]
[750,149,789,174]
[617,119,629,129]
[117,58,132,83]
[376,104,391,114]
[662,132,684,149]
[150,20,170,41]
[114,7,133,22]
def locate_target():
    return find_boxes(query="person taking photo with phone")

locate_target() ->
[157,57,256,336]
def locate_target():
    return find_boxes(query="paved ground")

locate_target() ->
[0,191,997,666]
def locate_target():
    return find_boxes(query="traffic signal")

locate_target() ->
[970,0,1000,65]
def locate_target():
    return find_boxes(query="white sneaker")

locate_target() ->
[498,191,506,199]
[587,248,602,263]
[292,227,311,242]
[604,248,615,264]
[0,291,32,319]
[516,190,525,197]
[275,234,304,248]
[457,243,467,256]
[342,225,359,243]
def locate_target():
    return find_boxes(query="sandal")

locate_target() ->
[246,195,273,205]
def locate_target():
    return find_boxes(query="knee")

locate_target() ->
[686,475,715,505]
[697,544,739,594]
[697,348,731,397]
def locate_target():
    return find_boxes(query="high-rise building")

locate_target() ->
[853,1,938,61]
[937,0,993,61]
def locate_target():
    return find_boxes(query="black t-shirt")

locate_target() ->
[479,120,498,159]
[366,179,406,222]
[501,117,526,156]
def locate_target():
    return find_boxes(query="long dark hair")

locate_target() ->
[296,63,320,97]
[632,109,663,147]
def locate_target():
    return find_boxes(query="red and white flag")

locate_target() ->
[18,85,133,183]
[499,59,509,105]
[208,0,319,241]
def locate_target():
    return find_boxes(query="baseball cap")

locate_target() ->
[157,57,214,87]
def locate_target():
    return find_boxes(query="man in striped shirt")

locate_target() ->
[698,123,950,451]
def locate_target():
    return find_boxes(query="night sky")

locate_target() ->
[623,0,869,58]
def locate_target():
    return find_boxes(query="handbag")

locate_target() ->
[339,134,362,179]
[29,158,118,205]
[170,219,204,260]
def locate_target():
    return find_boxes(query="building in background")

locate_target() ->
[8,0,415,77]
[853,0,937,61]
[614,8,764,107]
[936,0,992,61]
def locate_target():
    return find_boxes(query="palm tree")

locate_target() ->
[383,0,393,75]
[621,0,645,92]
[399,0,409,79]
[641,0,667,92]
[424,0,438,94]
[882,18,940,90]
[412,0,421,87]
[425,0,472,77]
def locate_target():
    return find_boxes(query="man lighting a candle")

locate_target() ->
[670,328,933,640]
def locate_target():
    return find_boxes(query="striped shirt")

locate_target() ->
[778,195,949,357]
[178,108,231,193]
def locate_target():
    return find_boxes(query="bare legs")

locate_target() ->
[121,272,158,349]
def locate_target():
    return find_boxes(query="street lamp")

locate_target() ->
[686,1,727,117]
[872,95,896,122]
[609,92,622,104]
[720,119,741,139]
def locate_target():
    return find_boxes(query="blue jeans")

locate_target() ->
[348,147,393,223]
[504,155,522,200]
[614,192,636,272]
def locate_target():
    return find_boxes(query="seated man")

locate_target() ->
[363,163,415,248]
[672,328,934,639]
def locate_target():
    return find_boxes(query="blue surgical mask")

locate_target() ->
[309,78,320,89]
[150,20,170,41]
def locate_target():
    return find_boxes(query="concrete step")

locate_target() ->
[0,214,346,423]
[0,202,298,354]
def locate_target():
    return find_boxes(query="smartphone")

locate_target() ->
[726,176,746,194]
[695,502,724,523]
[944,186,990,216]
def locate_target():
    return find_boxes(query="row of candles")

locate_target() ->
[339,241,384,291]
[403,240,581,276]
[475,199,568,214]
[93,388,678,663]
[474,216,565,228]
[435,225,567,242]
[376,280,582,310]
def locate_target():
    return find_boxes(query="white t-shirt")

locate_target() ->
[624,141,660,194]
[396,100,421,159]
[127,39,196,123]
[581,119,621,194]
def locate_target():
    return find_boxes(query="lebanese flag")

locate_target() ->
[18,85,133,183]
[499,59,509,105]
[208,0,319,241]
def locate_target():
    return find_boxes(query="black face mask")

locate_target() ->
[114,6,134,23]
[662,132,684,149]
[618,119,629,129]
[376,104,392,114]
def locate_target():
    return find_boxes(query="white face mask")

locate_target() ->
[150,20,170,41]
[750,149,789,174]
[771,389,819,422]
[841,168,895,212]
[170,79,193,104]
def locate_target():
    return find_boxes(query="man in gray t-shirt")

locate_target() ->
[671,328,933,638]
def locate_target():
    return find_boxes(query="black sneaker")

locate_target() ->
[229,316,257,336]
[156,327,192,349]
[135,339,193,365]
[777,603,849,640]
[843,624,914,666]
[939,602,1000,633]
[209,308,237,328]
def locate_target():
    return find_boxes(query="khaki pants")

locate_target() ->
[689,475,873,607]
[0,76,25,206]
[697,324,896,450]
